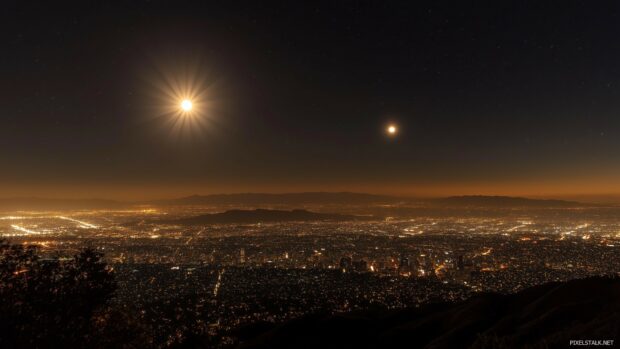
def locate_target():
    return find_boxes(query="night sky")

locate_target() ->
[3,1,620,199]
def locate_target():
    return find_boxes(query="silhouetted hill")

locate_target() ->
[160,209,375,225]
[159,193,596,209]
[434,195,589,208]
[239,276,620,349]
[0,194,598,211]
[155,192,402,206]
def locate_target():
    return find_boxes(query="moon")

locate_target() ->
[181,99,193,112]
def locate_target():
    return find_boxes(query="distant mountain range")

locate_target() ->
[157,193,594,208]
[0,193,599,210]
[239,276,620,349]
[433,195,589,208]
[158,209,374,225]
[153,192,401,206]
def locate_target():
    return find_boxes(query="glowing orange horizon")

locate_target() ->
[3,177,620,202]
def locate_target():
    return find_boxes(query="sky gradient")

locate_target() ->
[3,1,620,200]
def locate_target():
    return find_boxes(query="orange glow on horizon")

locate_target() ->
[4,176,620,202]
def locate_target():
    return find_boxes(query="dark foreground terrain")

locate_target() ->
[239,276,620,349]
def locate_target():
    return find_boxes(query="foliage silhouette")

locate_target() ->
[0,240,144,348]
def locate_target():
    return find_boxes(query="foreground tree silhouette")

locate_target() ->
[0,240,139,348]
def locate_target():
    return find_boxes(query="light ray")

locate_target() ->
[57,216,98,229]
[140,55,221,141]
[10,224,44,236]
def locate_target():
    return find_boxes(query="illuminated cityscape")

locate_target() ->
[1,200,619,346]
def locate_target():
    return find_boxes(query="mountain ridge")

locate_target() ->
[0,193,603,210]
[153,192,402,206]
[156,208,375,225]
[435,195,592,208]
[157,193,596,208]
[238,276,620,349]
